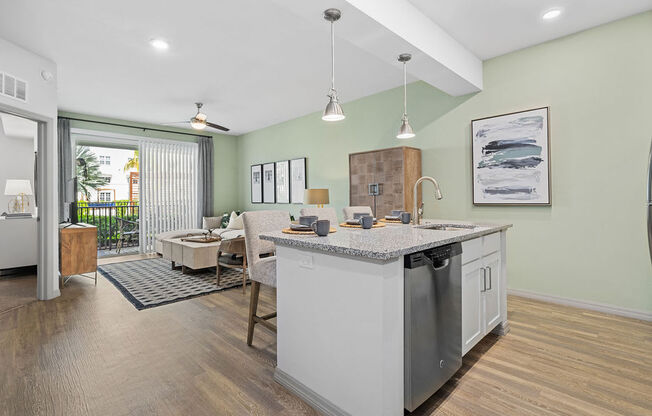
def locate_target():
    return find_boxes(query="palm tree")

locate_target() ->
[76,146,109,201]
[124,150,139,171]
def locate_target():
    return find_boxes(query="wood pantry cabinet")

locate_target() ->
[461,232,504,356]
[348,146,422,218]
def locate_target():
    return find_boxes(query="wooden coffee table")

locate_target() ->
[161,238,221,273]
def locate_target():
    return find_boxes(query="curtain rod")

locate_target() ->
[58,116,213,139]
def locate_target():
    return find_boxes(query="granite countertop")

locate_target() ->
[259,219,512,260]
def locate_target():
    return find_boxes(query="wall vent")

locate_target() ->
[0,71,28,102]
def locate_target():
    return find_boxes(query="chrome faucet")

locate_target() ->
[413,176,443,225]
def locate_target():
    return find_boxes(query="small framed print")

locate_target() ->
[251,164,262,204]
[275,160,290,204]
[262,162,276,204]
[290,157,306,204]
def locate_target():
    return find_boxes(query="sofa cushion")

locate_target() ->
[155,229,206,242]
[202,216,222,229]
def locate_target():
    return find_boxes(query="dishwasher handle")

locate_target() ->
[423,255,450,271]
[404,243,462,269]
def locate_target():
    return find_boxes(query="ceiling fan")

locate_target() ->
[167,102,230,132]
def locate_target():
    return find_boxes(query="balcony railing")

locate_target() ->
[76,203,139,251]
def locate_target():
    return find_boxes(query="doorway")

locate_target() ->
[0,111,39,312]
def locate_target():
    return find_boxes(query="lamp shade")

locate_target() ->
[304,188,330,205]
[4,179,33,196]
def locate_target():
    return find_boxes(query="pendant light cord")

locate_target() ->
[403,61,408,117]
[330,21,336,93]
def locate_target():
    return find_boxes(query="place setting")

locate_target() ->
[340,212,386,229]
[282,215,337,236]
[378,210,412,224]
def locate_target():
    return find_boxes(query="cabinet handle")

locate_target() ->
[481,267,487,292]
[487,266,492,291]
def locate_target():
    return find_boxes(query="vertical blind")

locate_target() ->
[139,140,199,252]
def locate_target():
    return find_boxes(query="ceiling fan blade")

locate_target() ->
[162,121,191,126]
[205,121,230,132]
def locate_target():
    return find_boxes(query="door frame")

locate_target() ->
[0,103,56,300]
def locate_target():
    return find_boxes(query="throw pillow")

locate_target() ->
[226,211,244,230]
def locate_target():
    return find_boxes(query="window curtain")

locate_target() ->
[57,118,72,222]
[197,136,214,226]
[139,140,199,253]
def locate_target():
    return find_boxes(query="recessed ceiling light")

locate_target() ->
[149,38,169,51]
[542,8,562,20]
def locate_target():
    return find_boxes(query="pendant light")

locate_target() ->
[396,53,415,139]
[322,8,345,122]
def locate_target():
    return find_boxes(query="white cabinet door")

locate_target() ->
[483,252,501,331]
[462,258,484,355]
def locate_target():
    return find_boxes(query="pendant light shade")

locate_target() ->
[323,94,345,121]
[396,53,415,139]
[322,8,345,122]
[397,115,415,139]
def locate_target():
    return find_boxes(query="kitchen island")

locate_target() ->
[260,219,511,416]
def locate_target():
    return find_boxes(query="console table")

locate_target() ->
[59,223,98,287]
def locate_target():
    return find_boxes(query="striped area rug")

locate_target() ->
[98,257,246,310]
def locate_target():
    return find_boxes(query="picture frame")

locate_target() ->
[471,107,551,206]
[262,162,276,204]
[290,157,307,204]
[250,164,262,204]
[275,160,290,204]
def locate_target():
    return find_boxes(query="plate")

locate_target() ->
[290,224,312,231]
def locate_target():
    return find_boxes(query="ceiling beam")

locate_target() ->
[271,0,483,96]
[343,0,482,95]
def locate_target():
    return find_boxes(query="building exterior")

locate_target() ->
[87,146,137,202]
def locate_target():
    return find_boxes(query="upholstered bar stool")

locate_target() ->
[342,206,373,220]
[242,210,290,346]
[299,207,338,226]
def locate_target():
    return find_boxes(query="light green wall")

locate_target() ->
[57,111,240,215]
[237,12,652,313]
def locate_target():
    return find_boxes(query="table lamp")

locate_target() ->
[304,188,329,208]
[4,179,33,213]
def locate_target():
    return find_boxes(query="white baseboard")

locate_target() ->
[507,288,652,322]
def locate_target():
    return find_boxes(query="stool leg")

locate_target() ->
[247,281,260,346]
[241,256,248,295]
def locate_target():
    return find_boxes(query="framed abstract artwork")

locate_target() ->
[275,160,290,204]
[262,162,276,204]
[250,164,262,204]
[290,157,307,204]
[471,107,551,205]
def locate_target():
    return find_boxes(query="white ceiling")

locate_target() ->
[408,0,652,60]
[0,0,650,135]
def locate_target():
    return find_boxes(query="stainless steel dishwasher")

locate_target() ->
[404,242,462,412]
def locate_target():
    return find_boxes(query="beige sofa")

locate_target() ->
[154,216,244,255]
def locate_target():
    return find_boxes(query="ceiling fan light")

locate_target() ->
[322,93,345,121]
[190,117,207,130]
[396,116,415,139]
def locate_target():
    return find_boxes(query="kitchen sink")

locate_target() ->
[418,223,477,231]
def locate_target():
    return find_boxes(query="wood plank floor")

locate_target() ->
[0,274,36,314]
[1,256,650,416]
